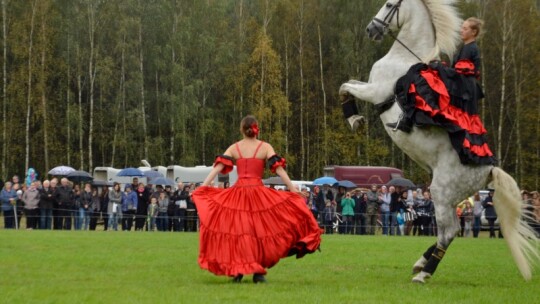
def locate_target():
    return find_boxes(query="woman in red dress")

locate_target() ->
[192,115,322,283]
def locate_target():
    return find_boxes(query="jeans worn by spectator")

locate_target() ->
[40,208,53,229]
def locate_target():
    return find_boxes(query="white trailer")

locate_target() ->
[166,165,238,185]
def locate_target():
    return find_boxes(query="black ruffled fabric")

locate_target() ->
[213,155,234,174]
[267,155,286,173]
[396,62,496,166]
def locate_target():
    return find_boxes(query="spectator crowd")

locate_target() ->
[1,175,199,232]
[300,183,540,238]
[1,174,540,238]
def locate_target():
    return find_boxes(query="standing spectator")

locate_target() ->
[366,184,381,235]
[313,186,325,224]
[352,189,366,235]
[334,186,346,234]
[72,184,82,230]
[170,182,189,231]
[416,191,434,236]
[380,186,391,235]
[89,187,101,230]
[167,188,178,231]
[21,181,40,229]
[49,178,61,230]
[1,182,17,229]
[55,178,74,230]
[322,184,334,203]
[389,186,401,235]
[472,192,483,238]
[323,200,335,234]
[461,200,474,237]
[101,186,110,231]
[130,178,139,192]
[147,196,159,231]
[13,183,25,228]
[11,175,21,190]
[39,180,55,230]
[122,185,137,231]
[411,190,424,236]
[79,183,93,230]
[185,186,198,232]
[156,191,169,232]
[107,183,122,231]
[304,188,317,220]
[399,191,415,236]
[482,189,499,238]
[341,192,355,234]
[135,183,149,231]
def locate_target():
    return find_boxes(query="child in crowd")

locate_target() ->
[461,200,474,237]
[147,197,158,231]
[323,200,335,234]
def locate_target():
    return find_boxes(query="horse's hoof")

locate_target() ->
[347,115,365,131]
[412,265,423,274]
[412,271,431,284]
[411,277,425,284]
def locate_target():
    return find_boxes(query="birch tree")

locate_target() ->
[24,0,37,173]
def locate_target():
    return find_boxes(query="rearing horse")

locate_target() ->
[339,0,538,283]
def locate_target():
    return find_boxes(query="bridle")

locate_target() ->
[370,0,423,63]
[371,0,404,33]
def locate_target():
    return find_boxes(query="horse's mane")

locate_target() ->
[422,0,462,61]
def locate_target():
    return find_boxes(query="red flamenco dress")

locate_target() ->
[395,60,496,165]
[192,143,322,277]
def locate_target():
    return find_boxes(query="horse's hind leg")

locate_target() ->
[412,203,460,283]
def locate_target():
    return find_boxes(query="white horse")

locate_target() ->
[339,0,538,283]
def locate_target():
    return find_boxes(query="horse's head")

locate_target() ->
[366,0,406,41]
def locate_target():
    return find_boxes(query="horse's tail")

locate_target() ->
[491,167,539,280]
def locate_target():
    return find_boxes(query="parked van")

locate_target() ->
[92,166,148,185]
[323,166,404,188]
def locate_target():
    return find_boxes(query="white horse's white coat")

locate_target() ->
[339,0,538,282]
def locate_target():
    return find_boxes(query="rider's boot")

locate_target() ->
[386,117,413,133]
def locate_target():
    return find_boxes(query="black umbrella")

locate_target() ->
[387,177,416,188]
[333,180,357,188]
[67,170,94,183]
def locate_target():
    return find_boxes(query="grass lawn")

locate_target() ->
[0,230,539,304]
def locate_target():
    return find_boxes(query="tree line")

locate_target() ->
[0,0,538,190]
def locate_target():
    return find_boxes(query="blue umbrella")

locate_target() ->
[333,180,357,188]
[313,176,338,186]
[116,167,145,177]
[143,170,163,179]
[150,176,175,186]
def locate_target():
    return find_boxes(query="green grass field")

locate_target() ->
[1,231,539,304]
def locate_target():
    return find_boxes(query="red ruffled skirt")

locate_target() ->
[192,178,322,276]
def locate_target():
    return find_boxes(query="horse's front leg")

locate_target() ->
[339,81,376,103]
[411,203,460,283]
[339,81,378,131]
